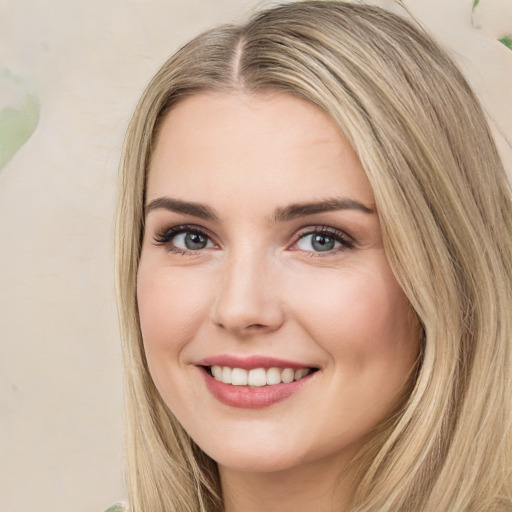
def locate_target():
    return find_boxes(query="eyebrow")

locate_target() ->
[144,196,375,222]
[272,197,375,222]
[145,197,220,221]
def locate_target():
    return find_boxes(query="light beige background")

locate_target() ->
[0,1,510,511]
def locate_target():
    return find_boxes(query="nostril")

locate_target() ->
[210,266,285,335]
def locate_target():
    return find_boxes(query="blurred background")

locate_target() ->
[0,0,510,511]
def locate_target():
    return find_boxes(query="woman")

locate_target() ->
[115,1,512,511]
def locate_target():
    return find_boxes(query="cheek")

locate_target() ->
[288,264,419,439]
[289,263,418,369]
[136,265,211,362]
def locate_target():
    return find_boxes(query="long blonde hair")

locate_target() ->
[116,2,512,510]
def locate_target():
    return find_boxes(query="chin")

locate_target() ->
[211,449,304,474]
[194,430,309,474]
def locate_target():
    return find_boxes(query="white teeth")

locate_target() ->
[221,366,232,384]
[266,367,281,385]
[295,368,309,380]
[231,368,248,386]
[281,368,295,383]
[212,365,222,380]
[248,368,267,387]
[210,365,313,386]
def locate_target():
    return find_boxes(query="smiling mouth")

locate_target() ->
[204,365,318,387]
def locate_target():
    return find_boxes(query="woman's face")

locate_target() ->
[137,92,420,474]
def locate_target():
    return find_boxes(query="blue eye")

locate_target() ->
[153,226,215,252]
[172,231,213,250]
[295,228,354,254]
[297,233,339,252]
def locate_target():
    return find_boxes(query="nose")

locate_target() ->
[211,250,285,337]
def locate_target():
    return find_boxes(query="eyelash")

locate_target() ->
[294,226,355,255]
[152,224,355,256]
[153,224,215,255]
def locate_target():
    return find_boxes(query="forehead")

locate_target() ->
[147,92,374,211]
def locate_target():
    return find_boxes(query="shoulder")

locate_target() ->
[103,504,128,512]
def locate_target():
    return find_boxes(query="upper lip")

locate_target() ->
[197,354,317,371]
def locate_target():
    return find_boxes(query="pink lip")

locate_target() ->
[195,355,318,409]
[199,369,316,409]
[197,354,312,370]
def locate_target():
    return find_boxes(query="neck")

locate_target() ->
[219,455,361,512]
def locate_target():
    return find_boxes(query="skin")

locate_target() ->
[137,92,420,511]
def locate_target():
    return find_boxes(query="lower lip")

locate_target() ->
[200,368,315,409]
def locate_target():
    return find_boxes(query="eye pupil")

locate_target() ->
[312,234,335,251]
[185,232,208,250]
